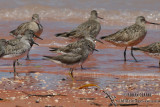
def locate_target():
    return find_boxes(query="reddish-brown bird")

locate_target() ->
[101,16,160,62]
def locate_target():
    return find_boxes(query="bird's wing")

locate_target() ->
[4,43,27,55]
[7,39,21,46]
[10,22,30,36]
[44,53,82,65]
[59,39,86,52]
[139,42,160,53]
[75,20,100,38]
[0,46,5,57]
[103,24,146,43]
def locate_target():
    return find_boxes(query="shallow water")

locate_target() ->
[0,20,160,97]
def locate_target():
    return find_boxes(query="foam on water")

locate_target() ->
[117,72,160,77]
[0,4,160,28]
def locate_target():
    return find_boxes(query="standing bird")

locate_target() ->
[10,14,43,60]
[0,31,38,79]
[49,36,98,69]
[8,30,43,65]
[49,36,97,54]
[55,10,102,39]
[100,16,160,62]
[43,36,96,80]
[133,42,160,67]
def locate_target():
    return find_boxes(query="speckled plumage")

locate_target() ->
[101,16,160,62]
[133,42,160,67]
[101,24,146,47]
[50,37,96,54]
[8,30,41,46]
[44,45,92,79]
[0,39,7,57]
[10,14,43,60]
[133,42,160,53]
[10,14,43,37]
[55,10,101,38]
[44,36,96,79]
[0,30,37,79]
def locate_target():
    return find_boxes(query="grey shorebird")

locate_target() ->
[44,36,96,80]
[100,16,160,62]
[49,36,98,69]
[55,10,102,39]
[50,37,98,54]
[10,14,43,60]
[133,42,160,67]
[0,30,39,79]
[8,30,43,46]
[8,30,43,65]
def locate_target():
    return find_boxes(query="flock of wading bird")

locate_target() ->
[0,10,160,80]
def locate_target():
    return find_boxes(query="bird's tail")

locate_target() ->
[43,56,54,60]
[132,47,141,51]
[100,36,106,40]
[55,31,76,37]
[100,35,110,40]
[55,32,69,37]
[100,32,117,41]
[9,29,16,36]
[43,56,60,63]
[49,47,59,52]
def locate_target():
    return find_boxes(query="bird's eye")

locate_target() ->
[141,19,145,22]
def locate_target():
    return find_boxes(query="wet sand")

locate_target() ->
[0,21,160,107]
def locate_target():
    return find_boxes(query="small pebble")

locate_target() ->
[35,100,40,103]
[61,78,66,81]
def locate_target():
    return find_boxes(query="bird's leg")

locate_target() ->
[81,65,85,70]
[124,47,127,61]
[26,48,31,60]
[68,68,74,81]
[16,59,22,66]
[26,52,30,60]
[13,60,17,80]
[131,46,138,62]
[159,60,160,68]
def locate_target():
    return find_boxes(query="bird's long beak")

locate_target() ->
[88,45,99,52]
[34,34,43,40]
[35,19,40,24]
[97,16,103,19]
[93,48,99,52]
[32,39,39,46]
[33,41,39,46]
[145,21,160,25]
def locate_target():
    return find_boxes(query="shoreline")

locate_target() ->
[0,21,159,106]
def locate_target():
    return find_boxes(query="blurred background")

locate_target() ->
[0,0,160,27]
